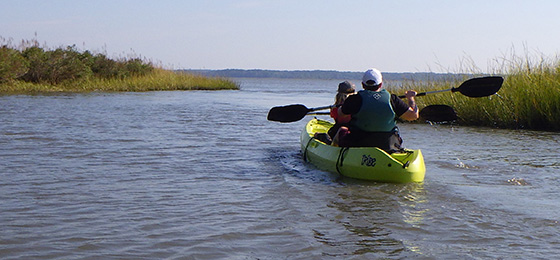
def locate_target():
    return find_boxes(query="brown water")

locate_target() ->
[1,78,559,259]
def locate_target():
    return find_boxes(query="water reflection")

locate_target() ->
[315,181,428,257]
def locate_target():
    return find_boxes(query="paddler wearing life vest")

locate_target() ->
[333,68,419,153]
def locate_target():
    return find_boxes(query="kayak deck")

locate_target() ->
[300,119,426,183]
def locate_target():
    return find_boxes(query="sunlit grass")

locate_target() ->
[0,69,239,93]
[85,69,239,92]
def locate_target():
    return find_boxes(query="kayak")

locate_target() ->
[300,118,426,183]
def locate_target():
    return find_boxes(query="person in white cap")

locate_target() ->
[333,68,418,152]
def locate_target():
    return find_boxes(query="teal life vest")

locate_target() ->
[350,89,396,132]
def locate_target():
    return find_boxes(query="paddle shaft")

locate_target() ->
[398,88,452,99]
[307,112,331,115]
[311,105,457,122]
[308,105,335,112]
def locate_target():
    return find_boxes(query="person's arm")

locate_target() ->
[399,90,419,121]
[339,94,361,117]
[330,107,337,120]
[337,110,352,123]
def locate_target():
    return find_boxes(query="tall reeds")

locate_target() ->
[500,56,560,130]
[398,52,560,131]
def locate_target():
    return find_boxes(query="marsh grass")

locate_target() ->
[397,53,560,131]
[78,69,239,92]
[0,69,239,93]
[0,37,239,93]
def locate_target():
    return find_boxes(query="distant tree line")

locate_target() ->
[181,69,468,81]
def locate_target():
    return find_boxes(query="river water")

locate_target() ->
[1,78,559,259]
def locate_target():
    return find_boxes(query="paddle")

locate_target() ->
[268,104,458,123]
[267,104,334,123]
[268,76,503,123]
[397,76,503,98]
[419,105,458,122]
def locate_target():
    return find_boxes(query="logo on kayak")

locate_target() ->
[361,154,376,167]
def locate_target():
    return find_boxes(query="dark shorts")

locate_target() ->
[327,123,345,139]
[338,127,403,153]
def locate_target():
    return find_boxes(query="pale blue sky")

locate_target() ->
[1,0,559,72]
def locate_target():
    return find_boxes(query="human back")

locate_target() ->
[350,88,396,132]
[335,68,419,152]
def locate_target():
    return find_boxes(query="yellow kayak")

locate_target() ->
[300,118,426,183]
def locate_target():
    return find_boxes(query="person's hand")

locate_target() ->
[405,90,418,115]
[405,90,417,99]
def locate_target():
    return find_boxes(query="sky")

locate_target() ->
[1,0,560,73]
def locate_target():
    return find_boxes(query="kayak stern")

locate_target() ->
[300,119,426,183]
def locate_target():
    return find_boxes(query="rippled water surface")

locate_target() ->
[1,78,559,259]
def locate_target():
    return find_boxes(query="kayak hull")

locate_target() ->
[300,119,426,183]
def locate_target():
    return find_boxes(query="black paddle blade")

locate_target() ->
[267,104,310,123]
[420,105,458,122]
[453,76,503,97]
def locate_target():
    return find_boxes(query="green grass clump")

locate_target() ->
[500,62,560,130]
[398,54,560,131]
[0,37,239,93]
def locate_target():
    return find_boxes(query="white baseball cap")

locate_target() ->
[362,68,383,87]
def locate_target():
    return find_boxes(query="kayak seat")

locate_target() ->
[313,132,332,145]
